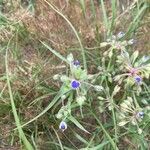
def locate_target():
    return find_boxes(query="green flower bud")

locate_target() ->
[53,74,60,80]
[76,96,86,106]
[56,113,63,119]
[112,85,120,96]
[67,53,74,62]
[60,75,69,82]
[61,95,66,100]
[138,128,142,134]
[94,85,103,91]
[118,121,128,126]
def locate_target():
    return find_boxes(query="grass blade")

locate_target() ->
[5,50,34,150]
[41,41,69,64]
[108,0,117,35]
[68,116,90,134]
[43,0,87,71]
[17,86,71,128]
[91,111,119,150]
[100,0,109,36]
[80,0,86,17]
[125,3,148,37]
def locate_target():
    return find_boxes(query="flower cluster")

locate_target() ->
[53,53,103,131]
[101,32,136,58]
[114,50,150,91]
[51,30,150,134]
[117,97,145,134]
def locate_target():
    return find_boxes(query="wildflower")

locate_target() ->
[59,121,67,131]
[137,112,144,119]
[134,75,142,83]
[73,60,80,66]
[117,31,125,39]
[71,80,80,89]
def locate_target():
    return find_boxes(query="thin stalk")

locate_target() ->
[105,80,118,147]
[100,0,109,36]
[5,49,34,150]
[108,0,117,36]
[91,111,119,150]
[43,0,87,71]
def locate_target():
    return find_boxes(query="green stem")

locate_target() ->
[91,111,119,150]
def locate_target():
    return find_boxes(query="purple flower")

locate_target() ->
[71,80,80,89]
[137,112,144,118]
[134,76,142,83]
[59,121,67,131]
[73,60,80,66]
[117,31,125,39]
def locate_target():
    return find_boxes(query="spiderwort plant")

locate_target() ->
[115,50,150,91]
[102,32,136,59]
[53,53,103,132]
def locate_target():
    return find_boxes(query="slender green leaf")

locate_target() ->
[68,116,90,134]
[41,41,69,64]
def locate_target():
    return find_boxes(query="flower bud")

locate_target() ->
[112,85,120,96]
[59,121,67,131]
[138,128,142,134]
[117,31,125,39]
[137,111,144,119]
[56,113,63,119]
[128,39,136,45]
[61,95,66,100]
[100,42,109,47]
[76,96,86,106]
[73,60,80,66]
[60,75,68,82]
[94,85,103,91]
[118,121,128,126]
[53,74,60,80]
[67,53,74,62]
